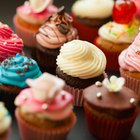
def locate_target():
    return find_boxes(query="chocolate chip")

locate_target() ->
[57,23,69,34]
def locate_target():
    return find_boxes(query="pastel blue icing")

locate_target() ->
[0,54,42,88]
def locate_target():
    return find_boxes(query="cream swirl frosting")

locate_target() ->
[72,0,114,18]
[99,20,140,44]
[119,32,140,72]
[0,102,11,134]
[36,6,78,49]
[57,40,106,79]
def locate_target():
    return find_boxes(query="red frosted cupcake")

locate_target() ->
[94,0,139,71]
[13,0,57,47]
[0,22,23,62]
[15,72,76,140]
[84,76,139,140]
[119,31,140,100]
[71,0,114,42]
[56,40,107,106]
[32,6,78,74]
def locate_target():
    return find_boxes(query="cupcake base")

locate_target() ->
[15,108,76,140]
[84,101,139,140]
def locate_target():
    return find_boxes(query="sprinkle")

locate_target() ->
[96,92,102,99]
[22,95,27,100]
[61,92,66,100]
[135,49,140,55]
[3,42,7,45]
[95,81,102,87]
[42,104,48,110]
[130,98,137,106]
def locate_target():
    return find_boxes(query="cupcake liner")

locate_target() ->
[0,128,11,140]
[13,15,37,47]
[71,14,99,43]
[15,109,76,140]
[120,68,140,99]
[64,84,84,107]
[84,102,139,140]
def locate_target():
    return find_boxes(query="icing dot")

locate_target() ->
[42,104,48,110]
[130,98,137,106]
[96,92,102,99]
[95,81,102,87]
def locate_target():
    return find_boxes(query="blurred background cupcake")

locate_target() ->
[56,40,107,106]
[0,102,11,140]
[71,0,114,43]
[13,0,58,47]
[84,76,139,140]
[94,0,139,71]
[15,72,76,140]
[0,22,23,62]
[32,6,78,74]
[119,31,140,100]
[0,53,42,113]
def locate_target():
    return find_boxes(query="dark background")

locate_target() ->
[0,0,140,140]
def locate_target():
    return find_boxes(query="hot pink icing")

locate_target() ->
[15,88,73,112]
[132,0,140,16]
[17,3,58,25]
[0,23,23,62]
[119,32,140,72]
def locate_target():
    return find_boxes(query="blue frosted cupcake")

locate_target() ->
[0,53,42,113]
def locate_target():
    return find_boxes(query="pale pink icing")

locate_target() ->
[0,23,23,62]
[17,4,57,25]
[36,8,79,49]
[119,32,140,72]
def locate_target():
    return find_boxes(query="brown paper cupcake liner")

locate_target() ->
[15,109,76,140]
[84,102,139,140]
[120,68,140,100]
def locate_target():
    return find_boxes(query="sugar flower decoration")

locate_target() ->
[103,76,125,92]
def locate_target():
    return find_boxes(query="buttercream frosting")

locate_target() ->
[0,22,23,62]
[56,40,106,79]
[17,0,57,24]
[99,20,139,44]
[36,6,78,49]
[72,0,114,18]
[119,32,140,72]
[15,73,73,121]
[0,102,11,134]
[0,54,42,88]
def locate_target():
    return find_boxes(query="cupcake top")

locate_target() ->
[56,40,106,79]
[16,0,58,25]
[84,76,139,118]
[98,20,139,44]
[0,22,23,62]
[0,53,42,88]
[15,72,73,121]
[36,6,78,49]
[72,0,114,19]
[119,32,140,72]
[0,102,11,134]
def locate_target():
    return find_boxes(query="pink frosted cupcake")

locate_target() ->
[13,0,57,47]
[0,22,23,62]
[56,40,107,106]
[84,76,139,140]
[119,31,140,100]
[15,73,76,140]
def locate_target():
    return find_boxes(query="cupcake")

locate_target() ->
[119,31,140,100]
[83,76,139,140]
[13,0,58,47]
[0,102,11,140]
[56,40,107,106]
[15,72,76,140]
[0,22,23,62]
[0,53,42,113]
[32,6,78,74]
[71,0,114,42]
[94,0,139,71]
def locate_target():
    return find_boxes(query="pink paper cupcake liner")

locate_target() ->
[84,103,139,140]
[15,109,76,140]
[13,16,37,47]
[120,68,140,99]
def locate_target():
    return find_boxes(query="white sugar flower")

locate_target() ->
[103,76,125,92]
